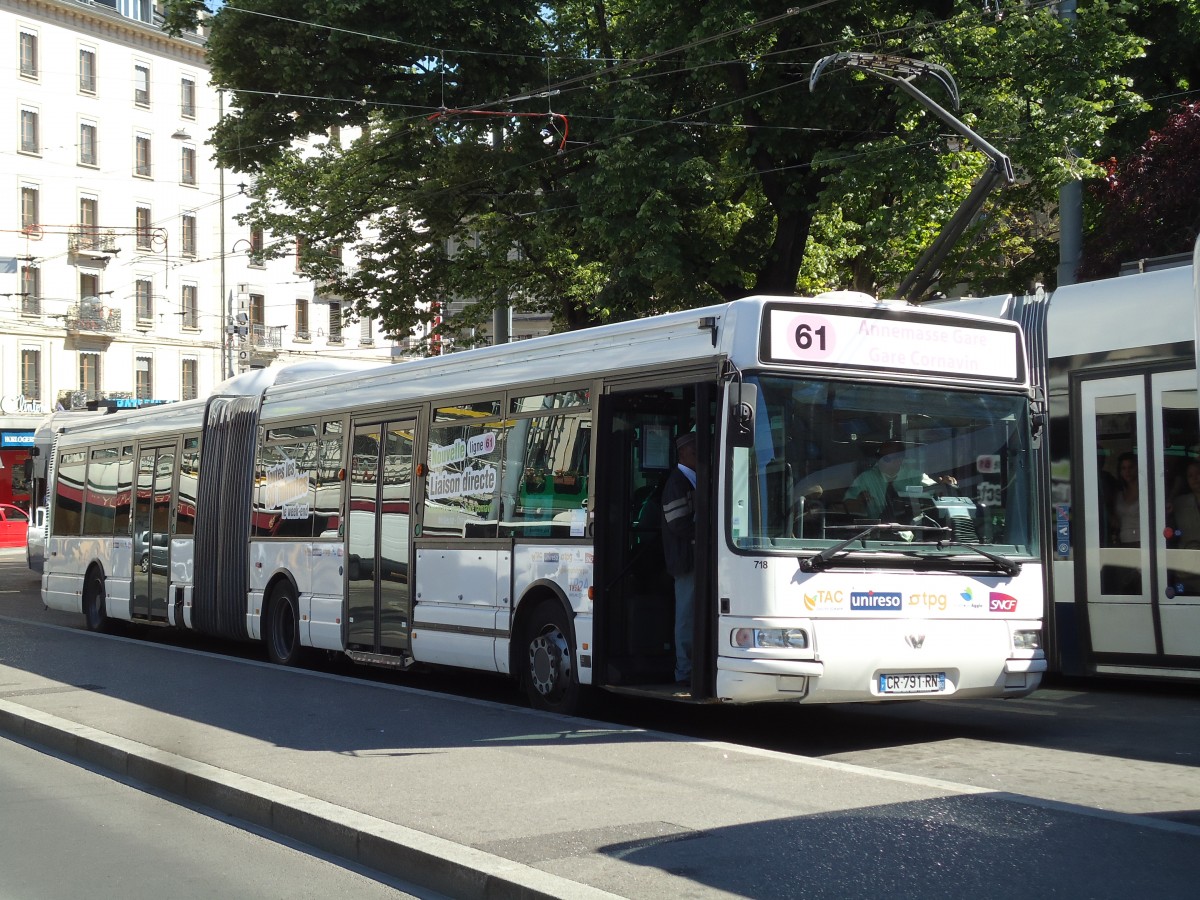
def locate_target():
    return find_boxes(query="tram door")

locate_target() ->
[346,418,415,657]
[132,441,176,622]
[1078,369,1200,667]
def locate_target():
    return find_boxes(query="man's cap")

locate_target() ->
[676,432,697,450]
[878,439,906,457]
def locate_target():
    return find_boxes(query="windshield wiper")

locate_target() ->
[931,539,1021,577]
[799,523,946,572]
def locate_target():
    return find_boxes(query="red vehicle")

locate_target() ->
[0,504,30,548]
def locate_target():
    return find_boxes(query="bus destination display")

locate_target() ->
[761,304,1021,382]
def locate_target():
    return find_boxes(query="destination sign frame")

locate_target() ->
[759,302,1024,383]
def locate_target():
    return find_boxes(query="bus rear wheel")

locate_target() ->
[265,582,305,667]
[83,570,109,633]
[522,600,580,715]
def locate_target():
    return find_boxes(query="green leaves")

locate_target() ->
[192,0,1160,342]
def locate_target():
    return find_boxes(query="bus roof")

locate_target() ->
[258,293,1026,419]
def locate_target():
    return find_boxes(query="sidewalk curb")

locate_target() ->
[0,698,621,900]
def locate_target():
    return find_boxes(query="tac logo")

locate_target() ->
[850,590,903,610]
[803,590,844,612]
[989,591,1019,613]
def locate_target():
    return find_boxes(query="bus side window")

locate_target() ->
[506,409,590,535]
[177,437,200,536]
[52,451,87,537]
[425,418,504,539]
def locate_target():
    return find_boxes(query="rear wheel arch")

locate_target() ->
[263,573,306,666]
[82,562,109,633]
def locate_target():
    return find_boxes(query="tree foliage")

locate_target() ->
[1078,101,1200,280]
[165,0,1144,343]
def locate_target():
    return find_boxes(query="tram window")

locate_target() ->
[83,447,120,535]
[52,451,87,536]
[424,418,503,538]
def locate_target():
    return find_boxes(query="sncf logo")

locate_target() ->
[989,592,1018,613]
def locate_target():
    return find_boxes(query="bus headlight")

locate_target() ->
[732,628,809,650]
[1012,629,1041,650]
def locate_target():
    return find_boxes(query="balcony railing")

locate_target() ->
[65,302,122,334]
[56,389,133,411]
[68,228,119,255]
[21,296,41,317]
[249,324,284,350]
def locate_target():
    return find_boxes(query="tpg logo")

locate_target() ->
[850,591,903,610]
[989,592,1018,613]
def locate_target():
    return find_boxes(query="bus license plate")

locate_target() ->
[879,672,946,694]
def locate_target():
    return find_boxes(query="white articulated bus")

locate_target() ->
[34,293,1045,713]
[939,249,1200,683]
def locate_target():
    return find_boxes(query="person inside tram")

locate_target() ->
[845,439,957,522]
[1170,459,1200,550]
[1111,452,1141,547]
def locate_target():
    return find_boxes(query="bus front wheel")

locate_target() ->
[522,599,580,715]
[265,582,305,667]
[83,570,109,633]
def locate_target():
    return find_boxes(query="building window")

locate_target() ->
[136,206,152,250]
[136,278,153,323]
[79,48,96,94]
[79,122,98,167]
[79,270,99,301]
[360,317,373,346]
[328,301,343,343]
[181,214,196,256]
[79,352,101,400]
[178,146,195,184]
[20,266,41,316]
[21,350,41,401]
[180,78,196,118]
[249,226,265,267]
[135,356,153,401]
[21,186,38,231]
[134,64,150,106]
[135,135,152,177]
[249,293,265,329]
[20,108,39,154]
[20,30,38,79]
[181,358,198,401]
[79,196,98,247]
[181,283,198,328]
[291,301,309,340]
[181,145,196,185]
[295,299,310,340]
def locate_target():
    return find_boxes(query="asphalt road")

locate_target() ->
[0,735,435,899]
[4,549,1199,827]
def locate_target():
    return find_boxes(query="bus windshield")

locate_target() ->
[728,374,1038,560]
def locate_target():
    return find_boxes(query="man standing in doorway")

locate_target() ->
[662,431,697,687]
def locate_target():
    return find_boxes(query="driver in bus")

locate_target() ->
[846,439,957,522]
